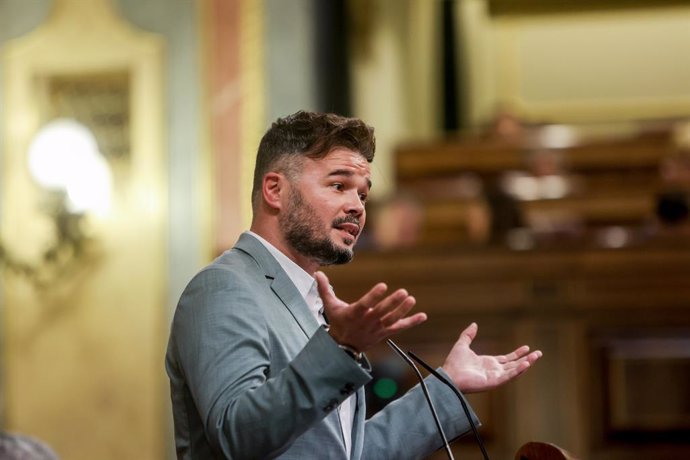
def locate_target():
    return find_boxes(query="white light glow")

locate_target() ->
[540,175,570,199]
[27,119,112,215]
[538,125,578,149]
[502,172,571,201]
[598,226,630,249]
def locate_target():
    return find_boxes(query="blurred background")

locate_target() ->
[1,0,689,458]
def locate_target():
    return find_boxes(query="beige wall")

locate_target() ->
[462,1,690,125]
[1,1,167,458]
[350,0,442,198]
[351,1,690,196]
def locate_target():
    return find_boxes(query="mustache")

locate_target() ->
[332,215,360,228]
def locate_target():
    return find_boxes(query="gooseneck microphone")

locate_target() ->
[387,339,455,460]
[407,351,490,460]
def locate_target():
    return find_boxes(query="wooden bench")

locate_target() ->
[392,129,679,246]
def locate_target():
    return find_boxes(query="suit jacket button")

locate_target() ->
[323,398,338,412]
[340,382,355,395]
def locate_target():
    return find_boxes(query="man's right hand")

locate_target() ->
[314,271,427,353]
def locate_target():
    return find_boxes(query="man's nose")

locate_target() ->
[344,191,364,216]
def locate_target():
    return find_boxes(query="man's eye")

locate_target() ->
[359,194,368,203]
[332,183,344,191]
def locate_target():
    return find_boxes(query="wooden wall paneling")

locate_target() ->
[325,245,690,459]
[512,319,588,456]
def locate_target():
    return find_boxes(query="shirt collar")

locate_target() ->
[247,231,321,318]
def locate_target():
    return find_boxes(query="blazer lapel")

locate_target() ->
[234,233,320,339]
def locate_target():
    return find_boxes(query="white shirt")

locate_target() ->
[248,232,356,456]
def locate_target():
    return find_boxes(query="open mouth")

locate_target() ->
[334,222,360,239]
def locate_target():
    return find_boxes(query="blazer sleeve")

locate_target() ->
[360,368,481,460]
[167,265,371,459]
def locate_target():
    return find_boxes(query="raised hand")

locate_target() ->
[315,271,427,353]
[442,323,542,393]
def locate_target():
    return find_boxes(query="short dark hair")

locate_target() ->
[251,110,376,208]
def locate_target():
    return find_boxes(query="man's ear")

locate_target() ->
[262,172,285,210]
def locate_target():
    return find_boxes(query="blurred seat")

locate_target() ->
[515,441,580,460]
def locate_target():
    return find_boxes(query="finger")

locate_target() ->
[502,350,543,369]
[371,288,411,318]
[314,272,347,315]
[352,282,389,312]
[314,271,334,302]
[314,271,347,309]
[495,359,535,385]
[498,345,531,363]
[511,358,536,377]
[379,295,416,327]
[526,350,543,364]
[457,322,478,347]
[386,312,428,334]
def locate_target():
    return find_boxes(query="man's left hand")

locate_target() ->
[442,322,542,393]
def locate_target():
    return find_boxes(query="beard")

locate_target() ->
[280,187,357,266]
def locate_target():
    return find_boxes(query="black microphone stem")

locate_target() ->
[387,339,455,460]
[407,351,490,460]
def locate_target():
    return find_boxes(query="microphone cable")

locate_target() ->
[407,350,490,460]
[387,339,455,460]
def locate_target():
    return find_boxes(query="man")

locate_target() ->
[166,111,542,459]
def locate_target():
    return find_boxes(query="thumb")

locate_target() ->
[314,271,339,307]
[458,322,478,346]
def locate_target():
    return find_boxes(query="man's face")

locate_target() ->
[279,148,371,266]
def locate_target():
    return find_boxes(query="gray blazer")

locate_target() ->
[166,232,480,459]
